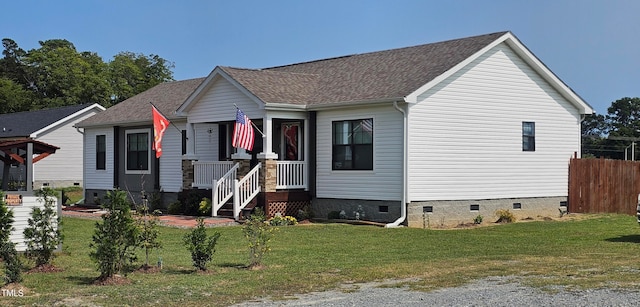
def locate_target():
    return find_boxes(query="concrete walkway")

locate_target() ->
[61,206,238,228]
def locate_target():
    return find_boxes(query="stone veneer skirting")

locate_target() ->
[312,196,566,227]
[312,198,402,223]
[407,196,567,228]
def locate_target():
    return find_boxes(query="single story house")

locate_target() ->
[0,103,105,190]
[76,31,593,227]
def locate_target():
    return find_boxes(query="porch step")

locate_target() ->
[216,201,257,220]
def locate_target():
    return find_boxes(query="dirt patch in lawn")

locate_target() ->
[93,275,131,286]
[27,264,64,273]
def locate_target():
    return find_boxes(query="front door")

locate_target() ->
[281,123,301,161]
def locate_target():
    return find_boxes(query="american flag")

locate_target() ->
[361,119,373,133]
[232,108,255,151]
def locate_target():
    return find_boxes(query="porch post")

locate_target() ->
[257,114,278,214]
[231,148,251,178]
[26,142,33,193]
[185,122,196,158]
[258,114,278,159]
[303,117,309,191]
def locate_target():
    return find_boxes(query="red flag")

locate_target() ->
[152,105,170,158]
[232,108,255,151]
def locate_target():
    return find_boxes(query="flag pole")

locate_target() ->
[233,103,265,137]
[149,102,183,135]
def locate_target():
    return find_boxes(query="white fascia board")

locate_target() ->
[176,66,265,116]
[31,103,106,138]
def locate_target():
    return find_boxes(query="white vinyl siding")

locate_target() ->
[188,76,264,124]
[194,123,218,161]
[316,105,402,201]
[407,42,581,201]
[84,127,114,190]
[32,110,98,184]
[159,122,185,193]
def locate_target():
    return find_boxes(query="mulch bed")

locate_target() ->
[27,264,64,273]
[135,265,162,273]
[93,275,131,286]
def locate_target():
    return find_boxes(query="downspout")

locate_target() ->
[386,101,408,227]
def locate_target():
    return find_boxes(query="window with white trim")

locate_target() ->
[96,135,106,170]
[332,118,373,170]
[126,129,150,174]
[522,122,535,151]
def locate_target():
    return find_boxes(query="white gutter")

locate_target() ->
[386,100,408,227]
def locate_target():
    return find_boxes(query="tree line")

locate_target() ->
[0,38,174,113]
[582,97,640,160]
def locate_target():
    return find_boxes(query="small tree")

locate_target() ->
[136,197,161,269]
[242,208,275,269]
[0,191,22,284]
[23,188,63,267]
[89,190,139,280]
[183,218,221,271]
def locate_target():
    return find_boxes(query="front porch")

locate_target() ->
[186,160,311,220]
[182,113,311,220]
[191,160,308,190]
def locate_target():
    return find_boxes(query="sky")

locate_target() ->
[1,0,638,115]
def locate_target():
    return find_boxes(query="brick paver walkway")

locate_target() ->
[61,207,238,228]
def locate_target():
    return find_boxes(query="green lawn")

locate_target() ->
[4,214,640,306]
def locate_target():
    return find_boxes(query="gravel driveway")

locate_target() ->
[233,276,640,307]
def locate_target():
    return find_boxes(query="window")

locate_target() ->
[332,118,373,170]
[522,122,535,151]
[96,135,106,170]
[126,129,150,174]
[181,130,187,155]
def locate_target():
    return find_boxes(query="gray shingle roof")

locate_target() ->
[76,78,205,127]
[80,31,509,126]
[223,31,508,105]
[0,104,94,138]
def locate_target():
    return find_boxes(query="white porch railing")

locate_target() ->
[276,161,307,189]
[211,163,239,217]
[234,162,261,220]
[193,161,235,188]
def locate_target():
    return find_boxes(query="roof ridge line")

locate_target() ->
[263,31,510,70]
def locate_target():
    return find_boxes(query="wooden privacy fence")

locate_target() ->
[568,158,640,215]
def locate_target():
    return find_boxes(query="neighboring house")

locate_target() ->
[0,104,105,190]
[77,31,593,227]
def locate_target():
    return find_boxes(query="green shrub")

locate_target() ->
[473,215,483,225]
[167,201,183,215]
[23,188,64,267]
[0,191,22,284]
[183,218,221,271]
[495,209,516,223]
[182,190,203,216]
[327,211,340,219]
[268,214,298,226]
[243,208,275,269]
[89,190,140,279]
[136,200,162,269]
[198,198,212,216]
[296,205,313,221]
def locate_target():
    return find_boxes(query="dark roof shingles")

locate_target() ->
[0,104,93,138]
[77,32,507,125]
[77,78,205,127]
[226,31,507,105]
